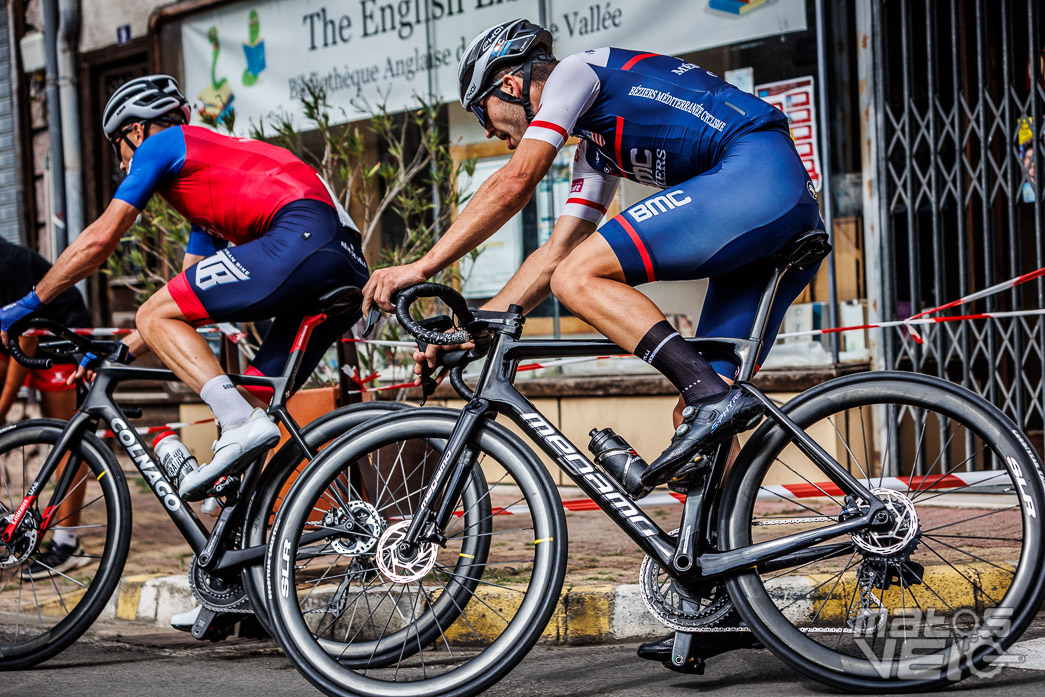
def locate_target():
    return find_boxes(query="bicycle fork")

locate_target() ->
[1,413,94,544]
[398,398,487,553]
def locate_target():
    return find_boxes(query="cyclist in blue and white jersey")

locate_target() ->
[366,18,824,484]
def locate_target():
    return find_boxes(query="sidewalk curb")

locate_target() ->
[104,561,1012,642]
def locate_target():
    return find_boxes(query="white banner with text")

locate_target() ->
[180,0,807,134]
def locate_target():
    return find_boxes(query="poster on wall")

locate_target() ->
[181,0,807,135]
[755,75,822,192]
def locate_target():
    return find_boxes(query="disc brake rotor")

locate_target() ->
[852,488,920,555]
[325,501,384,557]
[375,520,438,584]
[0,509,40,569]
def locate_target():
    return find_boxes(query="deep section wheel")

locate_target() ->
[722,372,1045,691]
[266,410,566,697]
[0,420,130,669]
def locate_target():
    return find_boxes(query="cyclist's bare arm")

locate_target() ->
[35,200,140,303]
[483,215,597,313]
[364,138,558,313]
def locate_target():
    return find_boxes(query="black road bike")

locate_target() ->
[0,286,417,669]
[265,231,1045,696]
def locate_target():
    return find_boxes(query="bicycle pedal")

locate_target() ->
[206,476,239,498]
[669,455,708,482]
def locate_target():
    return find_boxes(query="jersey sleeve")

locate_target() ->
[561,140,620,223]
[185,224,229,257]
[112,126,187,211]
[522,54,601,151]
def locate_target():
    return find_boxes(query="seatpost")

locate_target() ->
[737,263,790,383]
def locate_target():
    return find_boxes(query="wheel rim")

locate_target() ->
[270,416,563,696]
[726,378,1045,684]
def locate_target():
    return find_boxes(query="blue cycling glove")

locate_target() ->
[1,289,45,333]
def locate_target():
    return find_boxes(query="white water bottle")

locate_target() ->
[153,430,200,490]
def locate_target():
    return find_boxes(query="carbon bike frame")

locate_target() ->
[1,315,330,576]
[400,260,891,587]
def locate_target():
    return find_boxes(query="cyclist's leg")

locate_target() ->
[555,126,821,481]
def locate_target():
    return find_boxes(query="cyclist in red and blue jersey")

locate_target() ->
[365,17,823,526]
[1,76,368,505]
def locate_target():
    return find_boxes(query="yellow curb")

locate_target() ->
[441,583,569,644]
[808,561,1013,622]
[116,573,165,621]
[564,584,615,644]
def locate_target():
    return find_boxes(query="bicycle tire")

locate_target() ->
[241,401,412,634]
[721,372,1045,691]
[0,419,131,670]
[266,410,567,697]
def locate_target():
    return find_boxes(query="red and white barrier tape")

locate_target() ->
[95,417,216,439]
[904,266,1045,342]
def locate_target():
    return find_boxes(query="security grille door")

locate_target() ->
[873,0,1045,450]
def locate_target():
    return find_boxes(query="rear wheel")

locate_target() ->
[0,420,130,669]
[266,411,567,697]
[723,373,1045,691]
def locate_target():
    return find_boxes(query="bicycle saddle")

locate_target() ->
[772,229,832,271]
[307,286,362,318]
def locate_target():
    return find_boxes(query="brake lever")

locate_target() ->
[361,307,382,338]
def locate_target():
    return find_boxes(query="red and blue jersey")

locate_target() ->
[113,125,332,245]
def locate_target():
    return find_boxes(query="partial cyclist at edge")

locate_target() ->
[0,76,369,623]
[362,19,825,664]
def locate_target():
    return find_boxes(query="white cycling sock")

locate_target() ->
[200,375,253,431]
[52,527,77,548]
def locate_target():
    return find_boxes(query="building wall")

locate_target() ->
[80,0,164,53]
[0,2,21,243]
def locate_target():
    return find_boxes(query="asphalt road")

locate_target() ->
[7,615,1045,697]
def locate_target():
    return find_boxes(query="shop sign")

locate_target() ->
[181,0,806,134]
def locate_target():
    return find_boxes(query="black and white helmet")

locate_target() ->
[458,18,554,111]
[102,74,190,139]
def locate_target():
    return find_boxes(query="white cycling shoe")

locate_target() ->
[170,604,201,632]
[178,408,280,501]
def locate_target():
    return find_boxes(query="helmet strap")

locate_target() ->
[490,60,539,123]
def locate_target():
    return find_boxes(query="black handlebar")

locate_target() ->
[393,282,476,346]
[391,283,494,402]
[6,317,113,370]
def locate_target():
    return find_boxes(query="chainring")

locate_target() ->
[189,556,251,613]
[639,529,735,631]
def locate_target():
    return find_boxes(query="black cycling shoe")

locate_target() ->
[641,388,764,489]
[637,633,676,661]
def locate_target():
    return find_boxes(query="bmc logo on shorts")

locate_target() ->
[626,190,692,223]
[195,253,250,290]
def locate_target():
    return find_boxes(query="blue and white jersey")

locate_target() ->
[522,47,789,223]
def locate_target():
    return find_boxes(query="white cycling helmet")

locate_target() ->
[102,74,190,139]
[458,18,554,124]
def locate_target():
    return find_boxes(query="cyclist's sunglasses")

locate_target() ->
[109,123,140,159]
[469,65,523,129]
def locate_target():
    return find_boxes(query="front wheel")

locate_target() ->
[722,372,1045,691]
[0,420,131,669]
[266,410,567,697]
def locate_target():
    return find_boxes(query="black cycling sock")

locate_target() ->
[635,320,730,406]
